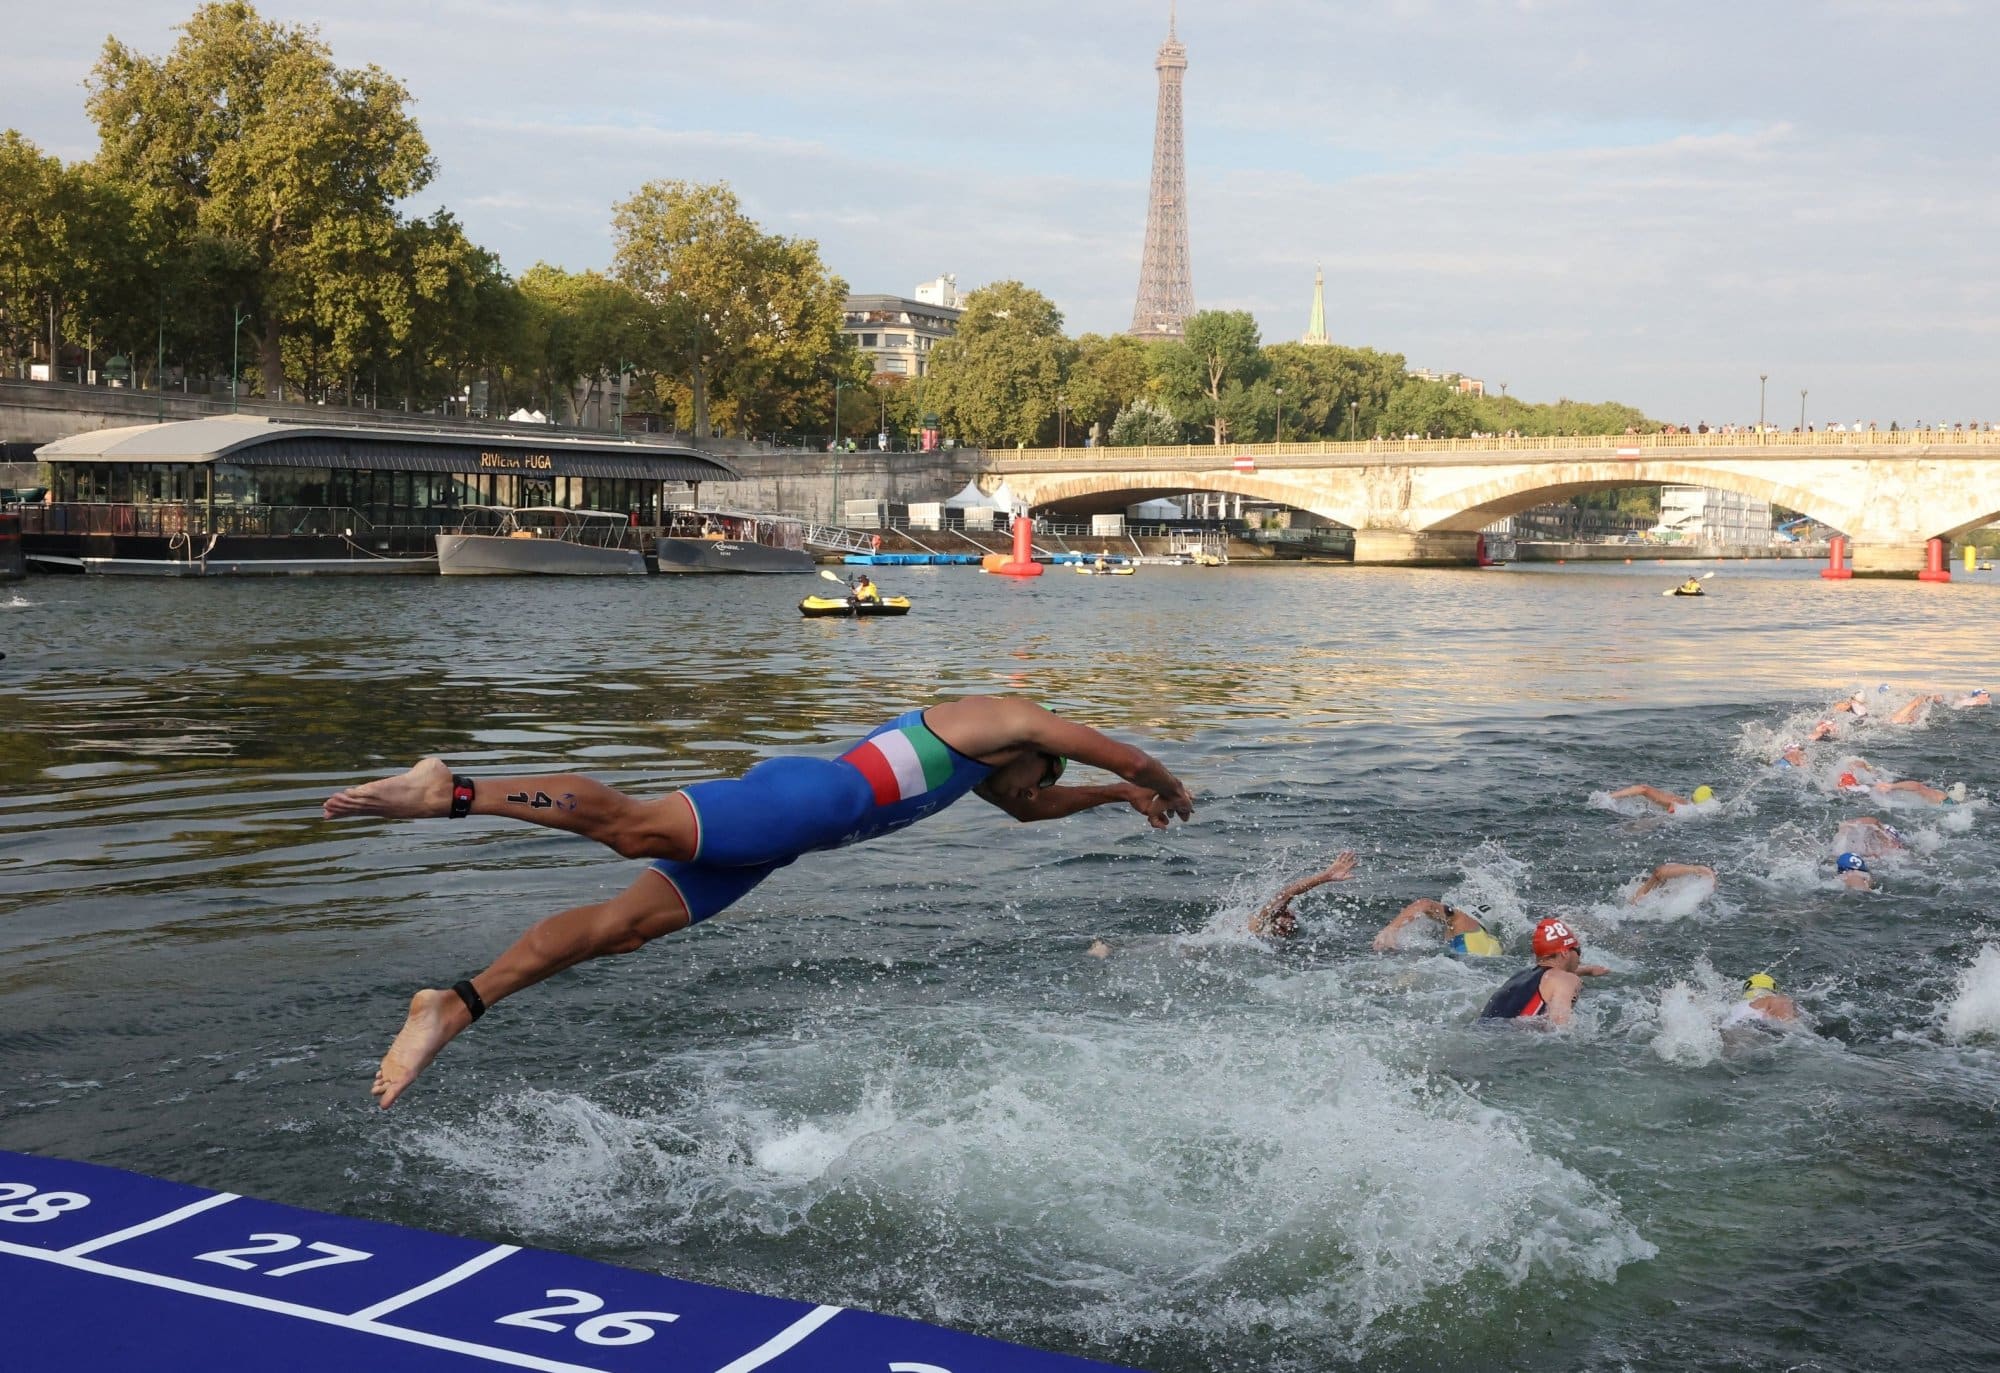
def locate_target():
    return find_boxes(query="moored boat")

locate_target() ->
[654,509,814,574]
[436,507,646,576]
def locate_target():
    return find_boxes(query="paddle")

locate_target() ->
[1661,571,1717,596]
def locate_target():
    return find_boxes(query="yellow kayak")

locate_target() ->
[799,595,912,617]
[1071,564,1135,576]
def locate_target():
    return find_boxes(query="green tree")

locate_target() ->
[921,280,1067,447]
[611,179,849,438]
[86,1,434,397]
[1108,397,1184,447]
[1063,333,1158,443]
[1157,309,1266,444]
[513,264,650,425]
[1381,379,1481,438]
[1263,341,1407,439]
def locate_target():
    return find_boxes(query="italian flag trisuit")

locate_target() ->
[842,722,956,807]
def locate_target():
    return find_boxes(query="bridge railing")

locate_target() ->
[987,428,2000,466]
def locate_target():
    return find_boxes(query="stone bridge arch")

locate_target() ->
[1408,460,1853,535]
[1002,470,1364,527]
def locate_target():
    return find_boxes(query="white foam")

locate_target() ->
[397,1005,1656,1350]
[1650,981,1727,1067]
[1942,945,2000,1042]
[2,592,29,608]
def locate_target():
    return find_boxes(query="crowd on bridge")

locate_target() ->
[1659,420,2000,436]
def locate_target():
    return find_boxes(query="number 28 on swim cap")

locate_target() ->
[1532,918,1580,956]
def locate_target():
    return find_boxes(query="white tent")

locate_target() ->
[1127,498,1184,520]
[945,480,1003,509]
[987,480,1030,514]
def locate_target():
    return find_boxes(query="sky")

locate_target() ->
[4,0,1997,423]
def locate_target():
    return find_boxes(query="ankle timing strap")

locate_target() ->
[449,774,475,819]
[451,979,487,1022]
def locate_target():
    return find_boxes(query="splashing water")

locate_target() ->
[1942,945,2000,1042]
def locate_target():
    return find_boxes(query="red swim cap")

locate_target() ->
[1533,918,1581,958]
[1838,771,1860,788]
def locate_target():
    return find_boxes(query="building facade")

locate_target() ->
[841,283,963,379]
[1657,485,1773,543]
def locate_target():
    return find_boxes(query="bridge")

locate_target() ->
[975,431,2000,573]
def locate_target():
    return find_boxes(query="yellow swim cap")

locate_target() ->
[1744,972,1778,998]
[1691,785,1715,804]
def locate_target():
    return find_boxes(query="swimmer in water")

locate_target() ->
[324,695,1196,1107]
[1371,897,1504,955]
[1949,688,1990,709]
[1629,862,1717,902]
[1834,852,1873,890]
[1608,783,1716,814]
[1833,815,1905,859]
[1478,918,1609,1026]
[1772,743,1808,770]
[1829,692,1869,719]
[1088,851,1358,957]
[1867,779,1966,806]
[1723,972,1800,1028]
[1247,851,1358,938]
[1887,694,1940,726]
[1808,719,1841,742]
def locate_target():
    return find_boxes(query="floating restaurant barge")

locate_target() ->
[19,416,754,575]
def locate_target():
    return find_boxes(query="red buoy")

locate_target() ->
[1821,534,1853,580]
[990,513,1043,577]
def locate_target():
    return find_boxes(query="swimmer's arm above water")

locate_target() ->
[1250,852,1357,936]
[932,696,1194,821]
[1371,895,1449,951]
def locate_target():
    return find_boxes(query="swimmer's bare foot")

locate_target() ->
[325,757,454,820]
[371,988,473,1109]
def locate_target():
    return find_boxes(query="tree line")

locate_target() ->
[910,281,1657,449]
[0,2,861,435]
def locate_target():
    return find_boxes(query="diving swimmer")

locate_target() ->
[1478,918,1609,1025]
[1609,784,1716,814]
[1723,972,1800,1028]
[324,696,1196,1107]
[1371,897,1504,955]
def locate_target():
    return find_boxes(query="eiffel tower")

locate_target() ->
[1129,6,1193,341]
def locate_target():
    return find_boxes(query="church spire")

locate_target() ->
[1302,263,1329,346]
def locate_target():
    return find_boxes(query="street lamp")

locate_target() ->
[1758,373,1768,432]
[1057,392,1067,449]
[614,358,628,434]
[1347,400,1359,442]
[1800,388,1808,433]
[832,376,846,451]
[230,304,250,411]
[1274,384,1284,444]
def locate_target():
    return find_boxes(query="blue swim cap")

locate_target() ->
[1774,757,1793,769]
[1836,852,1869,873]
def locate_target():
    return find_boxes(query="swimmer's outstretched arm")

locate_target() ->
[1630,862,1717,900]
[1609,784,1685,811]
[978,778,1170,825]
[1250,852,1357,935]
[371,869,690,1109]
[1371,895,1445,951]
[931,696,1194,821]
[323,758,695,861]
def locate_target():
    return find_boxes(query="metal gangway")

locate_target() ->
[803,523,879,554]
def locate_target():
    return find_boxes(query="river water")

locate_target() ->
[2,562,1997,1371]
